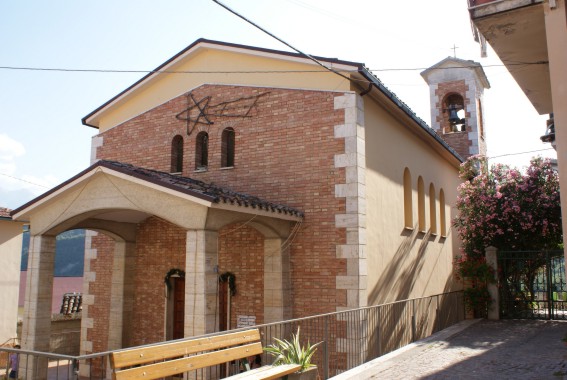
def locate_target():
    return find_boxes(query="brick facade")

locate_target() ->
[87,84,350,351]
[130,217,186,346]
[84,217,187,354]
[218,223,264,328]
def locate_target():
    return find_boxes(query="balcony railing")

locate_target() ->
[0,291,464,380]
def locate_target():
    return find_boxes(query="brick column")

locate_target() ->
[20,234,56,380]
[185,230,218,337]
[264,238,292,323]
[485,246,499,320]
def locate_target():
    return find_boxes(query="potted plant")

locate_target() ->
[264,327,321,380]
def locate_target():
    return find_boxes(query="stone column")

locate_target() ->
[185,230,218,337]
[485,246,499,320]
[264,238,292,323]
[20,234,56,380]
[334,92,368,371]
[107,241,136,350]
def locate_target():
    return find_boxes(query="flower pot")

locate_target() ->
[287,367,317,380]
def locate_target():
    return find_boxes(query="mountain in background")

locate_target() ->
[21,229,85,277]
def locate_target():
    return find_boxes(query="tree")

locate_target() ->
[453,155,562,315]
[454,155,562,257]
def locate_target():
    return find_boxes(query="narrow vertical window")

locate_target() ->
[440,189,447,237]
[478,99,485,139]
[429,183,437,235]
[403,168,413,228]
[221,127,235,168]
[418,176,426,232]
[170,135,183,173]
[195,132,208,170]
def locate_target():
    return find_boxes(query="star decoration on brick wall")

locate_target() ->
[176,91,269,135]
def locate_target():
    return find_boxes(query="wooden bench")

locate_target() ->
[110,329,301,380]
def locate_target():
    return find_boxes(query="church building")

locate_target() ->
[11,40,488,367]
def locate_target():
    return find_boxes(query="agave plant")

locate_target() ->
[264,327,321,372]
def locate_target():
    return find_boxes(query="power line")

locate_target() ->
[0,172,50,188]
[0,61,547,75]
[488,148,555,159]
[211,0,354,85]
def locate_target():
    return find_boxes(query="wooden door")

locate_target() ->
[172,277,185,340]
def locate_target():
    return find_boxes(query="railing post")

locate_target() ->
[411,299,416,341]
[485,246,499,320]
[71,358,79,380]
[546,251,553,320]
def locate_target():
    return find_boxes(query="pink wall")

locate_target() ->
[19,271,83,314]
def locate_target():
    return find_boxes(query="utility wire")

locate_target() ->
[488,147,555,159]
[0,61,547,75]
[211,0,354,85]
[0,172,50,188]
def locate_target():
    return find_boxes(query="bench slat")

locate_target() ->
[114,342,263,380]
[111,329,261,368]
[226,364,303,380]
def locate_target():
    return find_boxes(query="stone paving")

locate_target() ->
[333,319,567,380]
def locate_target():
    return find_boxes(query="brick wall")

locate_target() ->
[130,217,186,346]
[218,223,264,328]
[91,84,349,347]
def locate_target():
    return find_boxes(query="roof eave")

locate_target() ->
[356,67,463,165]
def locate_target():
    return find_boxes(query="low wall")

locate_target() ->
[17,314,81,355]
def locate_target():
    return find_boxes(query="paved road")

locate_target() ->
[334,319,567,380]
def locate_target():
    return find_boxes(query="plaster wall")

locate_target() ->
[363,98,462,305]
[0,219,23,343]
[544,0,567,273]
[23,172,209,236]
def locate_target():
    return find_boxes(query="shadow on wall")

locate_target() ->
[365,225,461,358]
[368,225,429,305]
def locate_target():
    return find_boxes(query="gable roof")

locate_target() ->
[11,160,304,220]
[82,38,463,163]
[81,38,361,129]
[420,56,491,89]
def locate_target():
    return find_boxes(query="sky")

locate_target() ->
[0,0,556,210]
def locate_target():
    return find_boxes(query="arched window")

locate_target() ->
[403,168,413,228]
[429,183,437,235]
[170,135,183,173]
[195,132,208,170]
[439,189,447,237]
[418,176,426,232]
[221,127,235,168]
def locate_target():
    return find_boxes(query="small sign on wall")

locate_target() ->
[237,315,256,328]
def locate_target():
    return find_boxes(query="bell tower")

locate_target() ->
[421,57,490,160]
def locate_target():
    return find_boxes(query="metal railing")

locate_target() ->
[0,291,464,379]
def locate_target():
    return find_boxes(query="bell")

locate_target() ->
[448,104,461,126]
